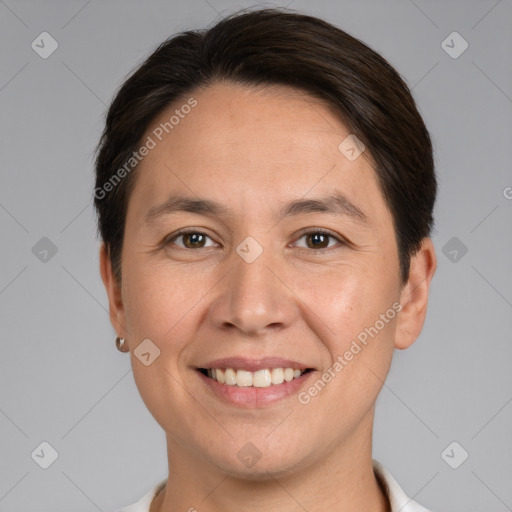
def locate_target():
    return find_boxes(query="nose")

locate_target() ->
[208,244,297,337]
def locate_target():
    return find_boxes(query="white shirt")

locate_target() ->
[116,460,431,512]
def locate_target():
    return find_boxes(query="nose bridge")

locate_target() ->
[212,237,292,335]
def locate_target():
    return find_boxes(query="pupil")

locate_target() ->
[187,233,203,247]
[309,233,327,248]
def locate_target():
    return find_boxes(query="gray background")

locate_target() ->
[0,0,511,511]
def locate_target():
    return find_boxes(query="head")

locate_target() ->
[96,8,437,477]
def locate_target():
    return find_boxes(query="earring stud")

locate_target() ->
[116,336,129,352]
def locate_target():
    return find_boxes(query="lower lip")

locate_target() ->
[196,370,315,407]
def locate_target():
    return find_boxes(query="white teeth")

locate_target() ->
[224,368,237,386]
[271,367,284,385]
[205,367,306,387]
[253,369,272,387]
[216,368,225,384]
[236,370,253,387]
[284,368,294,382]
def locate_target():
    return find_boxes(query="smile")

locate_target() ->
[199,367,312,387]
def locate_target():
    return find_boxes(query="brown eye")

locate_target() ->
[305,232,330,249]
[294,230,345,251]
[166,230,216,249]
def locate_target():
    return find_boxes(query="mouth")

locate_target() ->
[197,367,314,387]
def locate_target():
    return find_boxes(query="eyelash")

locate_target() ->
[163,228,348,252]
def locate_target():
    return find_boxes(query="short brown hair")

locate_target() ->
[94,7,436,285]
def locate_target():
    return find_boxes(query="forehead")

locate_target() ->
[129,82,389,229]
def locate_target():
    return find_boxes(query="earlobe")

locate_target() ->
[394,238,437,350]
[99,243,127,338]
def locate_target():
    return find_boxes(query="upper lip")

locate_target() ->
[198,357,314,372]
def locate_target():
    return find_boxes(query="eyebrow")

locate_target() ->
[144,191,369,225]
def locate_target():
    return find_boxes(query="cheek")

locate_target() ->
[291,269,397,447]
[303,273,397,416]
[123,263,197,432]
[122,259,187,338]
[304,261,397,340]
[304,261,398,398]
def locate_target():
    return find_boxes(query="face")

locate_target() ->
[101,82,434,477]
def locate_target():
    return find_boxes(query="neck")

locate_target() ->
[152,409,390,512]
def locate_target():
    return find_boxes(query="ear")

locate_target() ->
[395,238,437,350]
[99,243,128,340]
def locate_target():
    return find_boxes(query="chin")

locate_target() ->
[204,440,314,481]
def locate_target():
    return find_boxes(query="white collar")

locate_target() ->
[372,460,431,511]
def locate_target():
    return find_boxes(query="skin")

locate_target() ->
[100,82,436,512]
